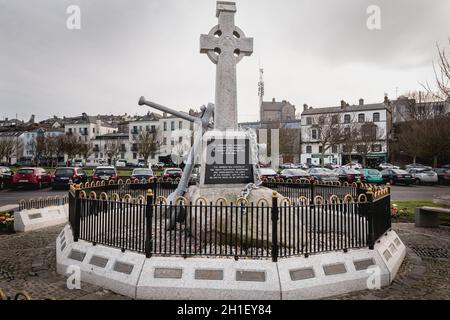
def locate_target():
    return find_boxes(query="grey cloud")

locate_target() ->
[0,0,448,122]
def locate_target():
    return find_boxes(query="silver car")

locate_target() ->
[406,168,438,185]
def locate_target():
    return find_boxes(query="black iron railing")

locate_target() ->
[20,196,68,210]
[68,181,391,262]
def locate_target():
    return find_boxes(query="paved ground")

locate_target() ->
[1,185,449,207]
[0,223,448,300]
[390,184,450,201]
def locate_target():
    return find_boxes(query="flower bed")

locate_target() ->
[0,210,15,234]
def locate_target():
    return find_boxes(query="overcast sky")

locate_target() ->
[1,0,449,123]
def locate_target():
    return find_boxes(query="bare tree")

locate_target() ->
[420,115,450,167]
[395,120,425,164]
[105,140,121,165]
[424,44,450,99]
[137,129,160,166]
[279,127,301,164]
[0,137,16,164]
[60,134,82,165]
[342,122,361,165]
[78,141,93,165]
[356,123,386,167]
[311,114,346,167]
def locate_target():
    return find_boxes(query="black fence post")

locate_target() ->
[271,192,279,262]
[145,189,154,258]
[366,191,375,250]
[73,189,81,242]
[309,180,315,205]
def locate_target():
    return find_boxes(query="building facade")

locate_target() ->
[300,99,391,167]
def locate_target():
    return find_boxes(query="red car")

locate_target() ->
[12,167,51,189]
[334,168,365,183]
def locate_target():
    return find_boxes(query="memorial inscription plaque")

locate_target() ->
[204,137,253,185]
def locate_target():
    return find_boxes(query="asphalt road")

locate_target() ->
[1,184,449,207]
[389,184,450,201]
[0,187,68,208]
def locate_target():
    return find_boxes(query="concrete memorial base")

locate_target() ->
[57,224,405,300]
[14,204,68,232]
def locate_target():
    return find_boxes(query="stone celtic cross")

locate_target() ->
[200,1,253,130]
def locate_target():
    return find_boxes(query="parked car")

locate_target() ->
[279,169,310,180]
[380,169,413,186]
[324,163,340,170]
[130,168,154,182]
[378,163,399,170]
[342,162,363,170]
[279,163,294,170]
[92,166,118,182]
[434,168,450,185]
[51,167,88,189]
[0,166,13,190]
[137,160,147,168]
[405,163,432,170]
[73,159,84,167]
[359,169,383,184]
[259,168,279,181]
[12,167,51,189]
[307,168,339,182]
[162,168,182,180]
[406,168,438,185]
[292,163,309,170]
[115,160,127,168]
[153,162,166,169]
[334,168,364,183]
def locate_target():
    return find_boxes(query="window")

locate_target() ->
[179,137,183,143]
[344,114,351,123]
[171,140,175,146]
[163,137,167,145]
[372,144,382,152]
[133,153,137,159]
[332,145,338,153]
[151,125,156,132]
[171,121,175,131]
[311,129,318,140]
[332,115,339,124]
[306,146,312,153]
[373,113,380,122]
[93,128,95,133]
[163,122,167,131]
[179,121,183,130]
[358,114,365,123]
[306,117,312,125]
[318,116,325,125]
[319,146,323,153]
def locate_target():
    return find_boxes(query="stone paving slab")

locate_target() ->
[0,223,449,300]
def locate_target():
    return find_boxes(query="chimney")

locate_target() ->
[340,100,346,108]
[272,98,276,103]
[282,100,286,103]
[303,104,308,112]
[359,98,364,106]
[163,112,167,118]
[384,95,389,104]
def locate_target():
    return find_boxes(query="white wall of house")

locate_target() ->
[300,107,389,166]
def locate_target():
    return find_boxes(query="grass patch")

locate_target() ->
[391,200,450,226]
